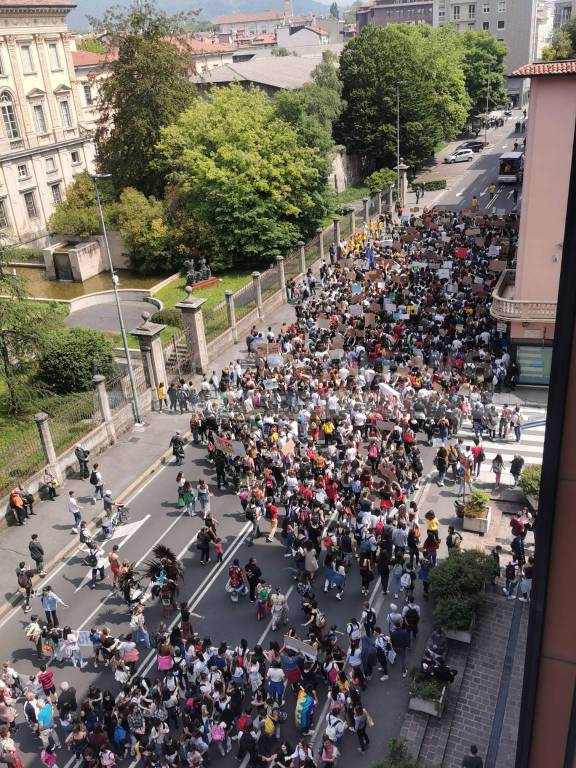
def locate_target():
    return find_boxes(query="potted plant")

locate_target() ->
[429,549,494,643]
[371,737,418,768]
[408,669,448,717]
[462,489,491,535]
[517,464,541,512]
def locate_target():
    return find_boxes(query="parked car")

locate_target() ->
[444,149,475,164]
[457,140,486,153]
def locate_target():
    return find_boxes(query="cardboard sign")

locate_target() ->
[283,635,317,660]
[263,378,279,390]
[267,354,283,368]
[366,270,380,282]
[280,439,295,457]
[456,247,468,260]
[349,304,363,317]
[475,237,485,247]
[329,349,344,360]
[471,284,487,295]
[317,318,330,330]
[214,434,246,457]
[442,260,453,269]
[437,269,450,279]
[466,228,481,236]
[352,283,363,295]
[489,259,507,272]
[364,312,377,326]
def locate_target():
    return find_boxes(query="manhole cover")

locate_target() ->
[128,437,141,443]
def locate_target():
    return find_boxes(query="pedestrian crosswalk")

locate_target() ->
[458,405,547,485]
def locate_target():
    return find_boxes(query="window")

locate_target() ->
[483,3,490,11]
[45,156,56,172]
[23,190,38,220]
[82,83,93,106]
[0,92,19,139]
[20,45,34,74]
[17,164,28,179]
[468,4,476,18]
[0,199,9,230]
[453,4,460,19]
[497,0,505,11]
[483,20,490,28]
[59,99,72,128]
[50,182,62,204]
[70,150,80,164]
[33,103,47,134]
[497,19,505,28]
[47,42,61,70]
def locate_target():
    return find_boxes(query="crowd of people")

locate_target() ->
[7,208,536,768]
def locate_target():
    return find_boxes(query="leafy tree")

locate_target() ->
[39,328,115,394]
[112,188,169,273]
[459,31,507,118]
[48,172,115,238]
[271,46,290,56]
[336,25,469,172]
[76,37,106,54]
[156,84,329,269]
[91,0,196,197]
[329,2,339,19]
[364,167,396,195]
[344,0,362,24]
[542,27,574,60]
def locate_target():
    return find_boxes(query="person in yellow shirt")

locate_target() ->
[471,195,479,210]
[424,510,439,540]
[157,382,168,411]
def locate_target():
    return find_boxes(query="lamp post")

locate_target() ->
[484,61,491,149]
[91,173,143,425]
[396,80,407,208]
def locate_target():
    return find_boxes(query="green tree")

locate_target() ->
[460,31,507,118]
[271,46,290,56]
[39,328,115,394]
[344,0,362,24]
[336,25,469,172]
[156,84,329,269]
[542,27,574,60]
[364,167,396,195]
[76,37,106,54]
[330,2,339,19]
[91,0,196,197]
[48,172,115,238]
[113,187,169,273]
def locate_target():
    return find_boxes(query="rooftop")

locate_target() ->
[0,0,75,6]
[71,49,112,66]
[512,60,576,77]
[216,9,286,23]
[192,55,322,90]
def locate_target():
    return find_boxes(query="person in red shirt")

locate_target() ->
[38,666,56,698]
[265,499,278,543]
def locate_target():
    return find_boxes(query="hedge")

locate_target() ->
[518,464,541,501]
[416,179,447,192]
[151,308,183,329]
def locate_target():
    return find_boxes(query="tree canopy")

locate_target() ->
[459,31,507,118]
[156,84,329,269]
[542,19,576,60]
[92,0,196,197]
[48,172,115,237]
[335,24,470,171]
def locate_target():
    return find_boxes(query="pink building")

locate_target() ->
[491,60,576,384]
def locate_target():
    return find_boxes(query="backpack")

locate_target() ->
[113,725,127,744]
[400,572,412,589]
[211,723,225,742]
[404,607,419,627]
[364,609,376,627]
[315,609,327,628]
[17,569,29,588]
[359,538,372,555]
[89,470,98,486]
[86,553,98,568]
[347,620,361,641]
[505,563,516,580]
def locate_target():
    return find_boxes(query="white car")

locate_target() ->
[444,149,474,164]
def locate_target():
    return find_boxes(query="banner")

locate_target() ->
[214,434,246,457]
[283,634,317,660]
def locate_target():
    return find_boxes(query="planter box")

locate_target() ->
[445,613,476,644]
[409,685,447,718]
[462,505,491,535]
[525,494,539,512]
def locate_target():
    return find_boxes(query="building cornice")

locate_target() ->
[0,133,92,162]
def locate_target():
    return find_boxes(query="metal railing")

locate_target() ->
[203,301,230,342]
[490,270,557,322]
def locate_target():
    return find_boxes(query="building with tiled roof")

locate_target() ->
[511,60,576,77]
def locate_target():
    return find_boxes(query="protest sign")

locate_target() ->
[214,435,246,458]
[263,378,279,390]
[349,304,363,316]
[280,439,295,457]
[283,635,317,660]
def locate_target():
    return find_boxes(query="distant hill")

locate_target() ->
[68,0,333,31]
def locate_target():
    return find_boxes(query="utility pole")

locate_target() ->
[396,80,406,207]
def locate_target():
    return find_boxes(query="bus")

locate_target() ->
[498,152,524,184]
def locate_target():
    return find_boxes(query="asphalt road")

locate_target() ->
[4,431,438,767]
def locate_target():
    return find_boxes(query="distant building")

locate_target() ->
[191,55,323,96]
[184,38,237,73]
[71,49,112,136]
[356,0,434,32]
[434,0,538,107]
[553,0,574,28]
[276,24,330,47]
[0,0,97,246]
[216,10,288,35]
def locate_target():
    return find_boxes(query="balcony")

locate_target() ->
[490,269,557,322]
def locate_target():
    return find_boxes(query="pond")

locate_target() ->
[13,266,161,300]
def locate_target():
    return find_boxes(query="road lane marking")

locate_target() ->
[257,585,295,647]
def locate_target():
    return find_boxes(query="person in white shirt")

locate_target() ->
[67,491,81,533]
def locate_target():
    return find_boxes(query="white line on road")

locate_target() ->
[256,585,295,647]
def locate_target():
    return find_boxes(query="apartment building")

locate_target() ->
[434,0,538,106]
[0,0,97,246]
[356,0,434,32]
[553,0,574,28]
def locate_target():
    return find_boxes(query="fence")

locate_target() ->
[284,250,301,281]
[203,302,230,343]
[105,364,149,413]
[233,281,258,321]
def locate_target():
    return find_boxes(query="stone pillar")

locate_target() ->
[225,289,238,343]
[252,271,264,320]
[348,206,356,233]
[362,197,369,223]
[276,256,287,302]
[297,241,306,275]
[378,190,383,215]
[333,217,341,244]
[130,313,168,407]
[175,289,209,375]
[387,183,394,211]
[316,227,324,261]
[92,374,116,442]
[34,412,63,483]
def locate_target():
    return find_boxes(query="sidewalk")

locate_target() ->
[0,298,297,613]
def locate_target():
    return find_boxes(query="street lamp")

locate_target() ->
[484,61,492,149]
[396,80,407,208]
[91,173,143,425]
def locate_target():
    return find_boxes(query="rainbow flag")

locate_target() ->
[295,688,314,732]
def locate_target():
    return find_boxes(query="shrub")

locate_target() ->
[408,669,445,700]
[518,464,541,501]
[5,246,43,263]
[150,308,182,329]
[464,489,490,518]
[418,179,447,191]
[370,738,418,768]
[39,327,115,394]
[429,549,494,630]
[364,167,396,195]
[432,593,481,630]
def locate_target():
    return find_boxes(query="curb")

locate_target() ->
[1,430,192,621]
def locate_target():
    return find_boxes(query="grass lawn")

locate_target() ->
[154,269,253,311]
[336,186,370,206]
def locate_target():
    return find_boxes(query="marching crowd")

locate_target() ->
[6,208,535,768]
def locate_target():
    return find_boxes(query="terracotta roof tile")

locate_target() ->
[0,0,75,6]
[217,10,285,24]
[512,60,576,77]
[72,50,112,66]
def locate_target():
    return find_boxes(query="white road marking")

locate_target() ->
[256,585,295,647]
